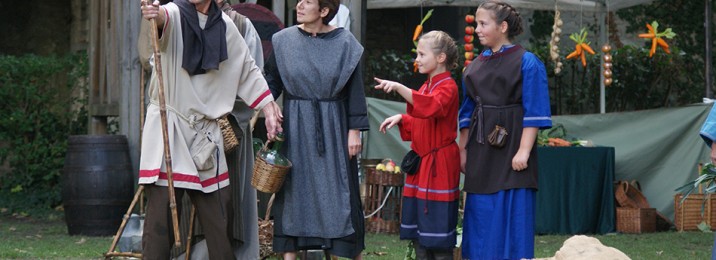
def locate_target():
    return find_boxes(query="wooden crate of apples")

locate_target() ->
[367,159,404,186]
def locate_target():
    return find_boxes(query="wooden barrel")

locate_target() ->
[61,135,134,236]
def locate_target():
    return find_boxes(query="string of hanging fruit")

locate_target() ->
[602,43,613,86]
[464,14,476,67]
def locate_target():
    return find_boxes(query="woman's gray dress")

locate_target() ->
[265,26,369,258]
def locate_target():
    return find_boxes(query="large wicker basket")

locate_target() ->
[674,193,716,231]
[616,207,656,234]
[614,180,650,208]
[251,141,291,193]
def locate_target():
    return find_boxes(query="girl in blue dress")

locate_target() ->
[458,1,552,259]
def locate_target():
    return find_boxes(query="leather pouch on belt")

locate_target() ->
[487,125,508,148]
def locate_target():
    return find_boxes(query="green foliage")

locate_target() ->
[363,49,421,102]
[675,163,716,228]
[0,53,88,215]
[618,0,710,62]
[618,0,713,97]
[528,10,555,46]
[533,43,700,115]
[524,0,706,114]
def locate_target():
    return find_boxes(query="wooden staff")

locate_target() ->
[104,185,145,259]
[140,66,145,147]
[184,206,197,260]
[142,0,181,247]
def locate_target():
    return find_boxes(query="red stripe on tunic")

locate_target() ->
[139,169,229,188]
[249,90,272,109]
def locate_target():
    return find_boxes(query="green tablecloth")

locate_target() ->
[535,146,616,235]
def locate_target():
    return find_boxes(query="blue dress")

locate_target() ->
[459,45,551,260]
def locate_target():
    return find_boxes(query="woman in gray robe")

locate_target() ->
[265,0,368,259]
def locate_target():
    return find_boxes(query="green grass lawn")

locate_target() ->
[0,214,713,259]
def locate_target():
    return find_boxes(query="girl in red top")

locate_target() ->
[375,30,460,260]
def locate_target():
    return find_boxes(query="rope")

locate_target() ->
[364,186,395,218]
[579,0,583,30]
[606,0,610,38]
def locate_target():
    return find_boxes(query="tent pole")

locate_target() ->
[599,8,607,114]
[707,0,713,99]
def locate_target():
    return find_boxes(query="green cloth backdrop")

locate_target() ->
[362,97,713,220]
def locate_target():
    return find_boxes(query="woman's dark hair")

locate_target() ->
[319,0,340,25]
[478,1,523,39]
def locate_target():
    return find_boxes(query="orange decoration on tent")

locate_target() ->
[565,28,594,68]
[411,9,434,72]
[638,21,676,57]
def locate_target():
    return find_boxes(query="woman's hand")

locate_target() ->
[348,129,362,158]
[379,114,402,134]
[512,148,530,171]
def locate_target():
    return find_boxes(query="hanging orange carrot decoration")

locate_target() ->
[411,9,434,72]
[639,21,676,57]
[564,28,594,68]
[412,9,434,41]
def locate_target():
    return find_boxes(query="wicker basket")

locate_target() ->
[366,170,405,186]
[674,193,716,231]
[258,194,276,259]
[218,115,239,153]
[251,141,291,194]
[616,207,656,233]
[614,180,650,208]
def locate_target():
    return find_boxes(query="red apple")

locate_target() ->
[465,52,475,60]
[385,161,396,172]
[465,15,475,24]
[464,43,474,52]
[465,26,475,35]
[464,60,472,67]
[464,35,474,43]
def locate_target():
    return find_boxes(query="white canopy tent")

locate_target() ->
[367,0,654,12]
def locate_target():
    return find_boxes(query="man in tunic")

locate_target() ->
[174,0,266,259]
[139,0,281,259]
